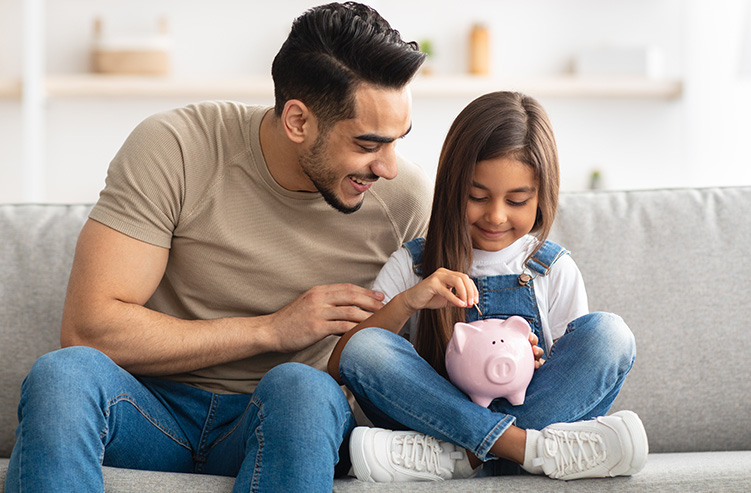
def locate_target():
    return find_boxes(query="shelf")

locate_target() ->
[1,74,683,100]
[412,74,683,99]
[45,74,274,98]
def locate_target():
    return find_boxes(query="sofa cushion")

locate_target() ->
[4,451,750,492]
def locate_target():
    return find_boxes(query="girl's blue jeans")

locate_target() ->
[338,312,636,466]
[5,349,355,492]
[5,311,634,491]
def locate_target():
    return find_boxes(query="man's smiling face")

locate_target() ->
[298,84,413,213]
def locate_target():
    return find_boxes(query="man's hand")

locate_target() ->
[267,283,385,353]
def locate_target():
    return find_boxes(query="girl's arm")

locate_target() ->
[328,268,478,383]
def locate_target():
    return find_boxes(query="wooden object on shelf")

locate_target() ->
[469,23,490,75]
[91,17,171,75]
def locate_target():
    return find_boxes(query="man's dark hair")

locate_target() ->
[271,2,425,131]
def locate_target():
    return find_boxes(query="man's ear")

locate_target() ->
[281,99,315,144]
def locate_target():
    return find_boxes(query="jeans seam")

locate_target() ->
[193,394,220,472]
[249,397,264,493]
[103,394,191,451]
[208,399,255,452]
[477,414,516,460]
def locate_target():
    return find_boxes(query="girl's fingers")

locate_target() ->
[423,268,480,309]
[443,271,477,307]
[528,331,539,347]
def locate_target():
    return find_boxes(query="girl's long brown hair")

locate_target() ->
[415,91,560,377]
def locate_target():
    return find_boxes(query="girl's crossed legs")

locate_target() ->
[337,312,647,482]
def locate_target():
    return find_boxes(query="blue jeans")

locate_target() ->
[5,347,355,492]
[338,312,635,470]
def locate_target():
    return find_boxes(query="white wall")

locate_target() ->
[1,0,751,203]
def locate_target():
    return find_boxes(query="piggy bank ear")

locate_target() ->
[505,316,531,337]
[451,322,482,354]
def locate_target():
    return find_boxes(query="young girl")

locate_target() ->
[328,91,647,483]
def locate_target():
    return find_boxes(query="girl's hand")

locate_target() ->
[529,331,545,369]
[401,268,479,312]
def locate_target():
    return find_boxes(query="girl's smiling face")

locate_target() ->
[466,156,539,252]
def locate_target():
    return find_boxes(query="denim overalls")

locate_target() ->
[404,237,569,359]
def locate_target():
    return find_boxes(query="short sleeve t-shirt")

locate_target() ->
[89,101,432,394]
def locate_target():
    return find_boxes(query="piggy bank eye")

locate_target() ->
[492,341,496,345]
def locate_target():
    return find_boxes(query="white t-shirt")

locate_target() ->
[371,235,589,354]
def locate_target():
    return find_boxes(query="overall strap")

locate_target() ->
[403,237,426,276]
[525,240,570,276]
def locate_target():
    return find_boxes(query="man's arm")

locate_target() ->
[61,219,385,376]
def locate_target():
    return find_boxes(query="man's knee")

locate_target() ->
[257,363,349,408]
[25,346,115,391]
[252,363,354,436]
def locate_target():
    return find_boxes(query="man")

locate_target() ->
[5,3,430,491]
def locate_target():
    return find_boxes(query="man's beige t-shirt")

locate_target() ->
[89,101,432,394]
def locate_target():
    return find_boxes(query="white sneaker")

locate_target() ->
[524,410,649,480]
[349,427,478,482]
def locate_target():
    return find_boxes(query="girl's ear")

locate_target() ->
[281,99,315,144]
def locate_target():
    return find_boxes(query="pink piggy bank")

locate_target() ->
[445,316,534,407]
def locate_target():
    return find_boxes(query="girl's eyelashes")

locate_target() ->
[508,199,529,207]
[468,196,529,206]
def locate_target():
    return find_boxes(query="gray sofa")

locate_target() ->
[2,186,750,492]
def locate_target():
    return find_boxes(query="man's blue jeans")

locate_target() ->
[338,312,636,468]
[5,347,355,492]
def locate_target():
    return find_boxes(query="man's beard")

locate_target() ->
[299,135,364,215]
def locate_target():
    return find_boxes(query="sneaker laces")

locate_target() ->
[390,433,452,478]
[541,428,607,479]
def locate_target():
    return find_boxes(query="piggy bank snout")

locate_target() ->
[485,356,517,385]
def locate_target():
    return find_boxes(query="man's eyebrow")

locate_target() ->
[355,123,413,143]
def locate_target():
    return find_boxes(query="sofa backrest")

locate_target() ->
[549,187,751,454]
[0,204,91,458]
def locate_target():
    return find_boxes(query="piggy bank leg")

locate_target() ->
[506,392,526,406]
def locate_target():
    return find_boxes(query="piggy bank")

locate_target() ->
[445,316,534,407]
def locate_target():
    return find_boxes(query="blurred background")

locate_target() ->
[2,0,751,203]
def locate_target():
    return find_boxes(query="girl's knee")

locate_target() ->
[340,327,404,368]
[566,312,635,365]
